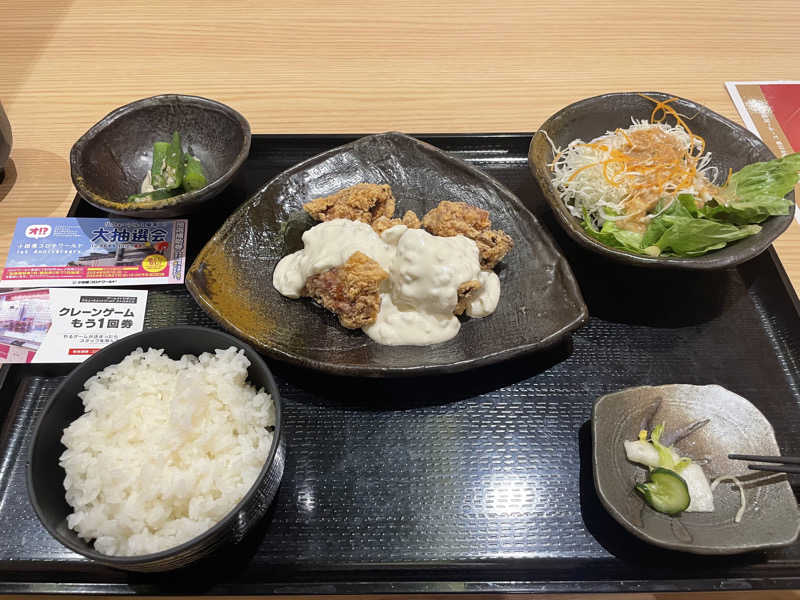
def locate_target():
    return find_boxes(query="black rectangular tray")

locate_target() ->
[0,134,799,595]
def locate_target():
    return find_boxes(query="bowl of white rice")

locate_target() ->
[26,326,284,572]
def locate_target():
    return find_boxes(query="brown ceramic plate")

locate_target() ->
[186,132,587,376]
[592,384,800,554]
[70,94,251,218]
[529,92,795,269]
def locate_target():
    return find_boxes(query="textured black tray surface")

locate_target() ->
[0,134,799,595]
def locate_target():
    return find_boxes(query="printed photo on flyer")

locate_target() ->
[0,288,147,363]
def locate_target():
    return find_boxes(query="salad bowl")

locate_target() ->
[529,92,795,270]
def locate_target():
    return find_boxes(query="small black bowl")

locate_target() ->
[70,95,251,218]
[26,326,284,572]
[529,91,795,270]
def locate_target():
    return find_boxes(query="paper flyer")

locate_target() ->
[726,81,800,224]
[1,218,187,287]
[0,288,147,363]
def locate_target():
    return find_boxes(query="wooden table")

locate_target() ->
[2,0,800,292]
[1,2,799,598]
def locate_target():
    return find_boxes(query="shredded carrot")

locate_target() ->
[549,148,565,171]
[724,167,733,186]
[576,142,610,152]
[567,160,612,182]
[641,94,706,156]
[558,95,718,229]
[616,128,634,147]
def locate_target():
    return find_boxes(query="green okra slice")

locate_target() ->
[150,141,169,189]
[182,154,207,192]
[163,131,184,189]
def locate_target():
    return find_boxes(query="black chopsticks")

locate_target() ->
[728,454,800,474]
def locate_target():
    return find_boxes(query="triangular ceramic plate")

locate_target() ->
[187,132,587,376]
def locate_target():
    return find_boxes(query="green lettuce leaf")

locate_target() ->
[652,218,761,256]
[705,152,800,224]
[641,217,667,249]
[581,178,772,258]
[581,213,644,253]
[726,152,800,203]
[640,199,676,250]
[700,195,793,225]
[637,195,761,256]
[677,193,700,218]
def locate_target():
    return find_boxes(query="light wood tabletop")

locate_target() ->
[1,1,799,598]
[2,0,800,292]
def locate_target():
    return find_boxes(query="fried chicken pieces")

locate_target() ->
[303,183,396,224]
[454,280,482,316]
[299,183,512,328]
[372,210,421,235]
[303,183,423,236]
[421,201,513,270]
[303,251,388,329]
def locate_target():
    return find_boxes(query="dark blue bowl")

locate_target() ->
[26,326,284,572]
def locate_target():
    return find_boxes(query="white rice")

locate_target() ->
[59,346,275,556]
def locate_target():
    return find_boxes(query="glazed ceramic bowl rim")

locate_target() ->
[69,94,251,213]
[26,325,281,566]
[529,91,796,270]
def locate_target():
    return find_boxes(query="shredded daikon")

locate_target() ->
[710,475,747,523]
[548,96,720,232]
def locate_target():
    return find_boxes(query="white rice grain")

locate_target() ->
[59,347,274,556]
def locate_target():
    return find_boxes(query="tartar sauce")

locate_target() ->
[272,219,501,346]
[273,219,394,298]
